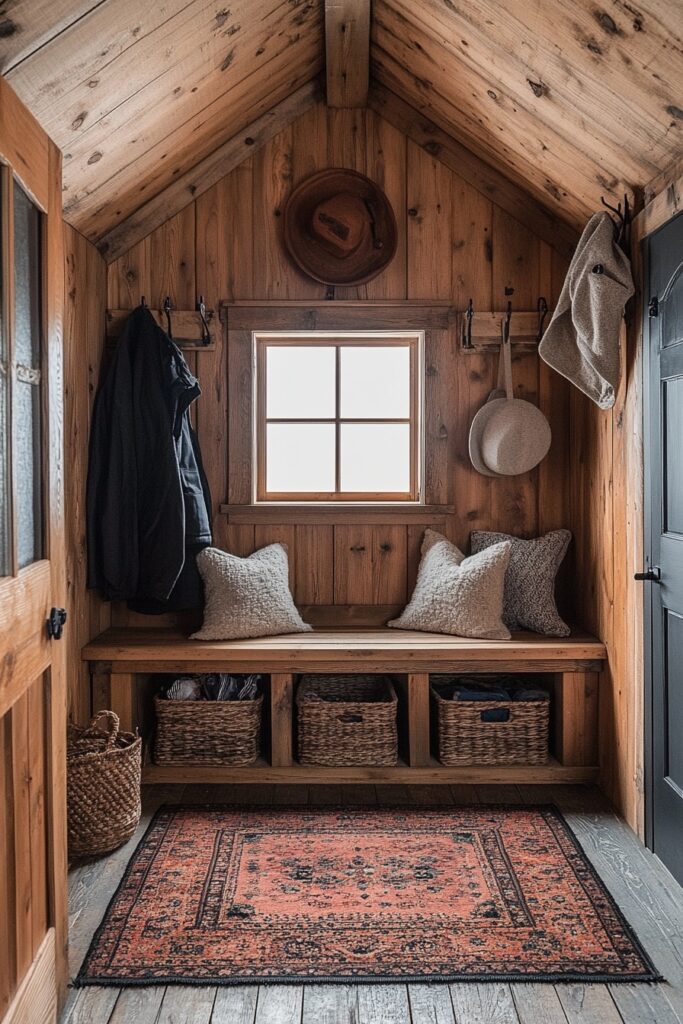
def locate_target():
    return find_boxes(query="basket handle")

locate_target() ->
[88,710,120,746]
[480,708,510,724]
[337,712,364,724]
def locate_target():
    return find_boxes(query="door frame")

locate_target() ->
[632,175,683,849]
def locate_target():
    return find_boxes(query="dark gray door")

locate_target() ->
[645,211,683,885]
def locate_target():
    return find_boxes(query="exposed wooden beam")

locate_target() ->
[96,79,321,263]
[325,0,370,108]
[368,83,579,260]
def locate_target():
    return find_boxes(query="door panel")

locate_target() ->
[646,210,683,886]
[0,76,66,1022]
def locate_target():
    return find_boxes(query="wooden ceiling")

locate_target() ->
[1,0,680,251]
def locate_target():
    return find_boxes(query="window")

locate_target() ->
[254,333,423,502]
[0,170,44,576]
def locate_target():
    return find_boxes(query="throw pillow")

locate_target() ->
[388,529,511,640]
[191,544,312,641]
[470,529,571,636]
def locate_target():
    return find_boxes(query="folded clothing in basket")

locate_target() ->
[164,673,262,701]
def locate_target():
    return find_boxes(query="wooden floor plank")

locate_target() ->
[211,986,259,1024]
[254,985,304,1024]
[449,983,520,1024]
[62,987,120,1024]
[157,985,216,1023]
[356,985,411,1023]
[555,984,623,1024]
[108,987,166,1024]
[302,984,359,1023]
[408,983,456,1023]
[510,984,569,1024]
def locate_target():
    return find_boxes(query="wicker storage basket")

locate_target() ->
[67,711,141,859]
[153,693,263,766]
[431,681,550,766]
[297,675,398,766]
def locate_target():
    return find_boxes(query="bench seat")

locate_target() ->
[82,627,606,786]
[82,626,606,674]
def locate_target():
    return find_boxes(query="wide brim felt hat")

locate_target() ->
[283,168,398,286]
[469,396,552,477]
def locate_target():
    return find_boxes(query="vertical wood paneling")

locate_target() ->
[0,713,16,1015]
[27,680,47,949]
[406,142,452,300]
[102,100,571,625]
[10,693,33,983]
[294,526,334,605]
[64,224,109,724]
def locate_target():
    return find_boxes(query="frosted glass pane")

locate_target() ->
[13,181,42,368]
[340,423,411,493]
[266,423,335,493]
[340,346,411,418]
[0,192,8,575]
[266,346,335,418]
[15,380,42,568]
[0,372,8,575]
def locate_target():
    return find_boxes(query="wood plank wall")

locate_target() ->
[0,675,51,1017]
[103,101,571,639]
[64,224,110,725]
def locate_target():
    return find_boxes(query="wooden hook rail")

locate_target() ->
[106,306,218,350]
[460,308,553,352]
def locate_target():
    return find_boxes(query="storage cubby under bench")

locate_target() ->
[82,628,606,785]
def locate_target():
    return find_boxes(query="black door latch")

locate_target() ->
[634,566,661,583]
[648,295,659,318]
[47,607,67,639]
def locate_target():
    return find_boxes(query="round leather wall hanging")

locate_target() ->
[283,168,398,286]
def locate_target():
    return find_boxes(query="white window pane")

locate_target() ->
[266,423,336,493]
[266,345,336,418]
[340,423,411,493]
[340,346,411,418]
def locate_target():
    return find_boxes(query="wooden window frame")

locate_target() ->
[221,302,456,523]
[253,332,423,504]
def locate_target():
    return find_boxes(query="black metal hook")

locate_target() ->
[163,296,173,340]
[536,296,548,343]
[503,299,512,344]
[462,297,474,349]
[600,193,631,252]
[196,295,211,346]
[140,295,147,308]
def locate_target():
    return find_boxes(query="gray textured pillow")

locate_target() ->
[470,529,571,636]
[388,529,511,640]
[192,544,312,641]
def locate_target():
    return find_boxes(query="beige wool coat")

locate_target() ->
[539,211,634,410]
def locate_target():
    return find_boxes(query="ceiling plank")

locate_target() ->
[368,83,579,260]
[325,0,370,107]
[385,0,678,178]
[97,79,321,263]
[0,0,102,73]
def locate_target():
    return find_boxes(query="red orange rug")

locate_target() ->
[76,805,659,985]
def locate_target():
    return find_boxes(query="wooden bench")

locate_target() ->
[82,627,606,786]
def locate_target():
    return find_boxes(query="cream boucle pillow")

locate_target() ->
[192,544,312,641]
[470,529,571,636]
[388,529,511,640]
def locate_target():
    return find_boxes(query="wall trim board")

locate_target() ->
[97,79,322,264]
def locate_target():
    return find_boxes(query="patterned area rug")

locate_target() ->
[76,804,659,985]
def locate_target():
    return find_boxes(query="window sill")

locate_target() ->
[219,504,454,525]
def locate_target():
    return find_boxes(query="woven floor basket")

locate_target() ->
[154,693,263,766]
[297,675,398,767]
[67,711,141,859]
[432,685,550,766]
